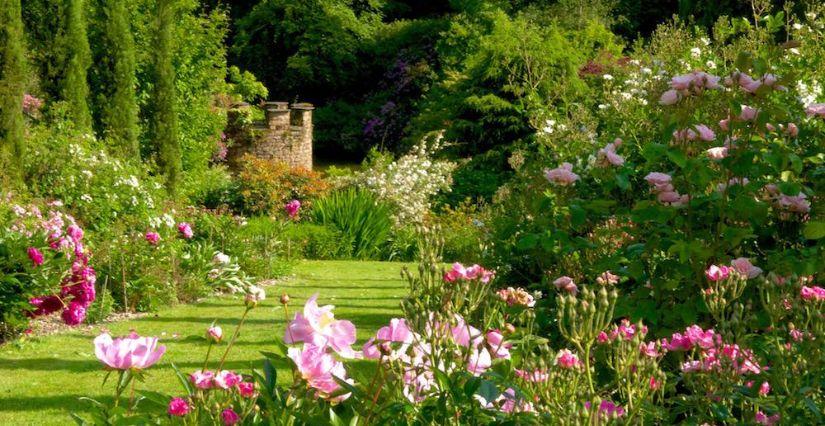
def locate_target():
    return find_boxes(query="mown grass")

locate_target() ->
[0,260,408,425]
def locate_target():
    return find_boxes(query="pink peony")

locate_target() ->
[285,199,301,219]
[287,344,352,402]
[207,325,223,342]
[704,264,731,281]
[177,222,194,239]
[214,370,243,389]
[706,146,728,159]
[221,408,240,425]
[167,397,190,416]
[730,257,762,279]
[237,382,257,398]
[467,347,492,375]
[596,139,624,166]
[27,247,44,267]
[544,163,580,186]
[554,349,582,369]
[190,370,215,389]
[800,286,825,301]
[485,330,511,359]
[93,332,166,370]
[145,231,160,245]
[284,293,357,358]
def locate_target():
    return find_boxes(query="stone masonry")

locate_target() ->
[226,101,313,170]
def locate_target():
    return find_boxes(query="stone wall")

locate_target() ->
[225,101,313,170]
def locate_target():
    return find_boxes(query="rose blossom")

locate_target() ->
[544,163,580,186]
[145,231,160,245]
[238,382,257,398]
[285,199,301,219]
[553,276,578,296]
[730,257,762,279]
[221,408,240,425]
[554,349,582,369]
[214,370,242,389]
[704,264,731,281]
[27,247,44,267]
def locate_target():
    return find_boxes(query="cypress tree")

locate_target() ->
[0,0,27,185]
[61,0,91,131]
[151,0,180,194]
[102,0,139,156]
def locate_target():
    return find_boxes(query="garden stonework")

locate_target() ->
[226,101,314,170]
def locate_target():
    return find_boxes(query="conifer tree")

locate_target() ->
[0,0,27,185]
[151,0,180,193]
[61,0,92,131]
[102,0,139,156]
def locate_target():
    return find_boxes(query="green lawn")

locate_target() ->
[0,260,408,425]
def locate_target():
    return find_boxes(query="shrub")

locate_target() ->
[236,155,330,215]
[284,223,348,260]
[310,188,393,259]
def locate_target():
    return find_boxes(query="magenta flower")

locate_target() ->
[287,344,352,402]
[66,224,84,242]
[755,411,780,425]
[62,302,87,325]
[704,264,731,281]
[759,381,771,396]
[214,370,243,389]
[27,247,44,267]
[443,262,494,283]
[285,199,301,219]
[29,295,63,317]
[800,286,825,301]
[167,397,190,416]
[145,231,160,245]
[284,293,357,358]
[190,370,215,389]
[554,349,582,369]
[237,382,257,398]
[93,332,166,370]
[177,222,194,239]
[221,408,240,425]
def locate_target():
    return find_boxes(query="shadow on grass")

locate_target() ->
[0,394,115,412]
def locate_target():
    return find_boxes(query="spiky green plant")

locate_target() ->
[311,188,393,259]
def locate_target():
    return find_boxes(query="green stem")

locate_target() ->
[217,308,250,371]
[202,341,213,371]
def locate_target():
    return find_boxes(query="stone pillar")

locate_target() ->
[290,103,314,170]
[264,101,290,131]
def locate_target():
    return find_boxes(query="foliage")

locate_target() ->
[149,0,181,193]
[284,223,348,260]
[358,134,456,225]
[98,0,139,156]
[61,0,92,131]
[310,188,394,260]
[236,155,330,215]
[0,0,26,186]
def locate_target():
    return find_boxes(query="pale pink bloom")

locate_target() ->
[739,105,758,121]
[214,370,242,389]
[705,265,731,282]
[805,103,825,118]
[706,146,728,159]
[766,123,776,132]
[496,287,536,307]
[719,118,730,131]
[670,74,694,90]
[731,257,762,279]
[207,325,223,342]
[800,286,825,301]
[444,262,494,283]
[597,141,624,166]
[244,285,266,306]
[596,270,619,285]
[695,124,716,141]
[644,172,672,191]
[554,349,582,369]
[553,276,578,296]
[467,347,492,375]
[758,381,770,396]
[284,293,357,358]
[755,411,780,426]
[287,344,352,402]
[657,191,683,204]
[639,341,660,357]
[544,163,580,186]
[375,318,413,343]
[681,360,703,373]
[685,325,718,349]
[777,193,811,213]
[402,370,436,403]
[485,330,511,359]
[450,316,483,348]
[167,397,190,416]
[443,262,467,282]
[476,388,535,413]
[93,332,166,370]
[190,370,215,389]
[785,122,798,137]
[221,408,240,425]
[716,177,749,192]
[659,89,680,105]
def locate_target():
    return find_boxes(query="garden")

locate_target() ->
[0,0,823,424]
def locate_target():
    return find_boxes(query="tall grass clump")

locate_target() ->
[311,188,393,259]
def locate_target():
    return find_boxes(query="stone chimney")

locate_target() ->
[290,103,314,170]
[264,101,290,131]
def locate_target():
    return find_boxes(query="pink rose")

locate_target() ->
[214,370,242,389]
[285,199,301,219]
[553,276,578,296]
[659,89,680,105]
[554,349,582,369]
[544,163,580,186]
[730,257,762,279]
[167,397,190,416]
[27,247,44,267]
[706,146,728,159]
[237,382,257,398]
[704,264,731,281]
[221,408,240,425]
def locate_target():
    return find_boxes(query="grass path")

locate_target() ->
[0,260,408,425]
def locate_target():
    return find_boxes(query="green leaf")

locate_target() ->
[329,408,345,426]
[666,149,687,168]
[803,222,825,240]
[515,234,539,251]
[171,363,193,395]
